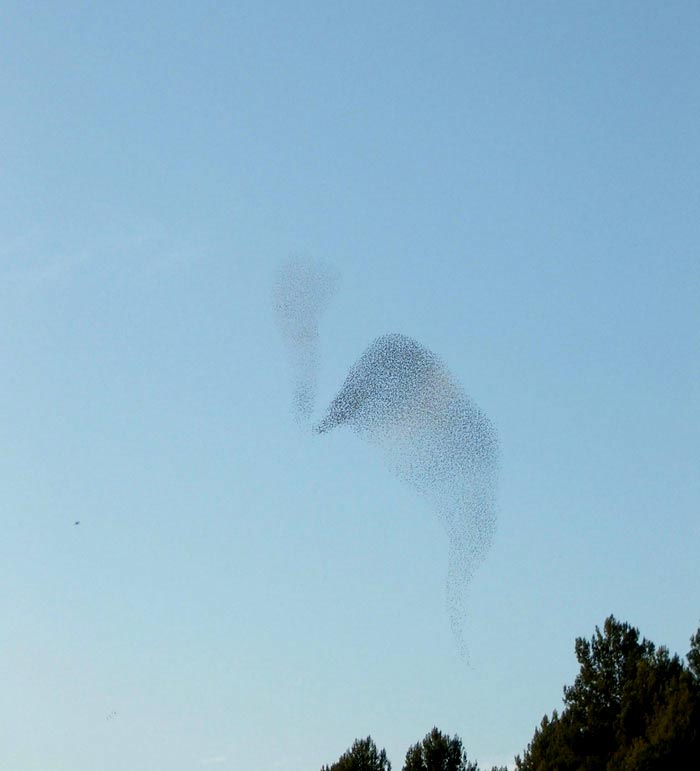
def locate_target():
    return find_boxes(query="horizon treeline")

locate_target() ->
[321,616,700,771]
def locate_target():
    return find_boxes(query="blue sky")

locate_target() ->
[1,2,699,769]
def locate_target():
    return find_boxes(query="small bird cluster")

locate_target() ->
[273,258,338,422]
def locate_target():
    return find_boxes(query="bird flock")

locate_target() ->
[274,259,499,659]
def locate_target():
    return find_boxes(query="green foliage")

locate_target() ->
[321,736,392,771]
[687,623,700,680]
[402,727,478,771]
[320,623,700,771]
[515,616,700,771]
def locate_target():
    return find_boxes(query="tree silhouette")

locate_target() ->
[321,736,392,771]
[402,727,478,771]
[515,616,700,770]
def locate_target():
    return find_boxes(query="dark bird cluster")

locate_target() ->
[275,262,499,659]
[315,333,498,659]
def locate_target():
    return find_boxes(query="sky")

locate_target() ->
[1,2,699,769]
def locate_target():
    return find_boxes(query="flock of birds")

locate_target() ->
[274,259,499,659]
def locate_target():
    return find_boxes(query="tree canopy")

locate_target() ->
[321,736,392,771]
[319,616,700,771]
[515,615,700,770]
[402,727,478,771]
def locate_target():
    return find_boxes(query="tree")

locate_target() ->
[321,736,392,771]
[402,727,478,771]
[515,616,700,771]
[687,623,700,680]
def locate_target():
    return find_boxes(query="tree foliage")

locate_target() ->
[319,619,699,771]
[402,727,478,771]
[688,625,700,681]
[515,616,700,771]
[321,736,392,771]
